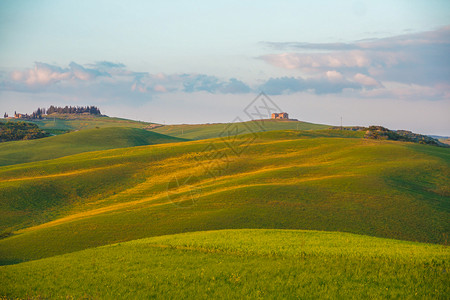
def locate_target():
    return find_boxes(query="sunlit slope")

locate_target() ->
[1,229,448,299]
[7,115,154,134]
[151,119,329,139]
[0,130,448,263]
[0,127,186,166]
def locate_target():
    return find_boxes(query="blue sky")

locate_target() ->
[1,0,449,134]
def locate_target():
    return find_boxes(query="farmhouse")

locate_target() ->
[14,113,26,119]
[271,112,289,119]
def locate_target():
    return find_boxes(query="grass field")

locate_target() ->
[6,115,329,140]
[151,119,329,139]
[6,114,155,134]
[0,127,186,166]
[1,229,448,299]
[0,129,448,266]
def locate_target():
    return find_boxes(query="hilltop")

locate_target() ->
[0,115,331,144]
[6,105,102,120]
[18,111,442,149]
[151,119,329,140]
[5,114,156,135]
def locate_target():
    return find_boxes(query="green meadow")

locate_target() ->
[151,119,329,139]
[0,118,330,166]
[0,127,185,166]
[0,119,448,298]
[1,229,448,299]
[6,114,154,134]
[0,129,448,263]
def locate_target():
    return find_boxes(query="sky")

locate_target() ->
[0,0,449,135]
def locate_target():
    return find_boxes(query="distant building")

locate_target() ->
[271,112,289,119]
[14,113,26,119]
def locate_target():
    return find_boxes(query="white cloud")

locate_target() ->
[8,62,108,86]
[260,50,372,70]
[326,70,344,82]
[22,63,71,85]
[361,81,448,100]
[353,73,381,87]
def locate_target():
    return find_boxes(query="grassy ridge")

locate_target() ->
[0,127,185,166]
[6,115,154,134]
[151,119,329,139]
[1,229,448,299]
[0,130,448,264]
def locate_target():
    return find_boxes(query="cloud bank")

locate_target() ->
[259,26,450,99]
[1,62,252,103]
[0,27,448,105]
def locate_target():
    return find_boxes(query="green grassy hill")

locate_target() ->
[0,129,448,265]
[1,229,448,299]
[151,119,329,139]
[0,127,186,166]
[7,114,155,134]
[0,121,49,142]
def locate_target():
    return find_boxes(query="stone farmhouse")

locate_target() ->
[271,112,289,119]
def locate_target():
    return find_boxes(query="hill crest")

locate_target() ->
[0,127,186,166]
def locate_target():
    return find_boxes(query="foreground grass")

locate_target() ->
[1,229,448,299]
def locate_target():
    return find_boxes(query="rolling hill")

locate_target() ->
[0,129,448,265]
[6,114,156,134]
[0,127,186,166]
[1,229,448,299]
[150,119,329,140]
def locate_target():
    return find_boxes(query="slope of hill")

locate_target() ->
[363,126,448,147]
[439,138,450,146]
[1,229,448,299]
[0,121,49,142]
[151,119,329,140]
[0,129,448,265]
[6,114,156,134]
[0,127,186,166]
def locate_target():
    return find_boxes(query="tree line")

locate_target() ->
[4,105,102,120]
[46,105,101,115]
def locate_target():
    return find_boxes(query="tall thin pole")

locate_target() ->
[340,117,343,130]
